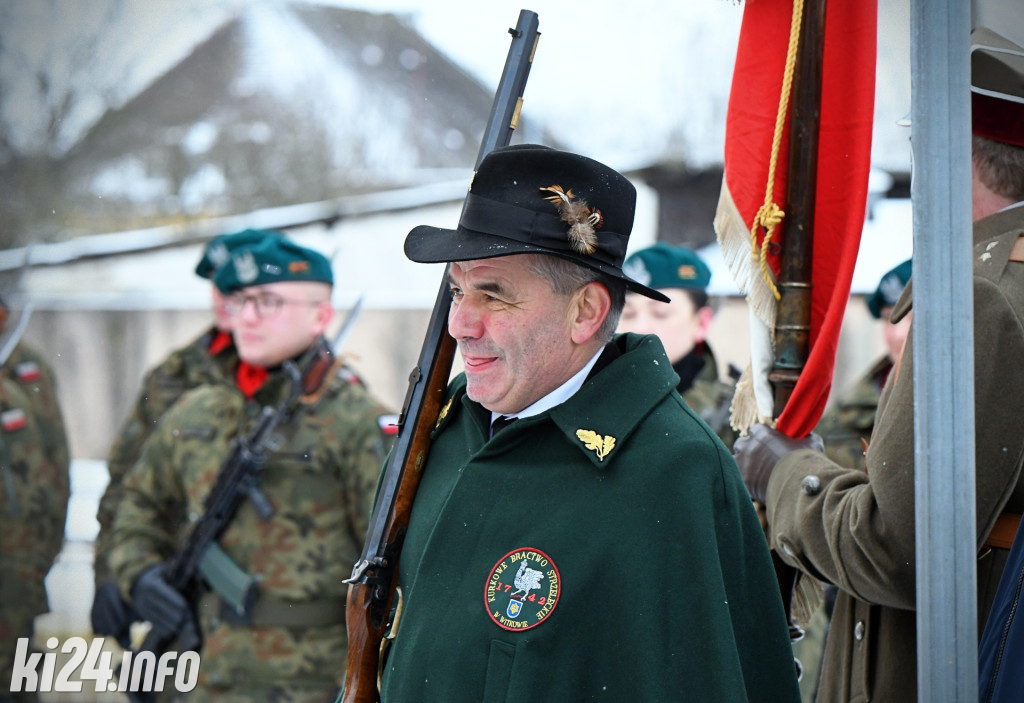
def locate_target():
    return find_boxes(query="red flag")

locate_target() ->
[715,0,877,438]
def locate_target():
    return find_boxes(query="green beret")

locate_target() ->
[866,258,912,319]
[195,228,285,279]
[214,237,333,292]
[622,243,711,291]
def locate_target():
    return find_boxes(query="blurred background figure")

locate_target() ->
[620,242,739,446]
[0,293,70,703]
[816,258,913,470]
[108,237,392,701]
[91,228,280,639]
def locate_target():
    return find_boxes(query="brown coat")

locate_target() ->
[766,206,1024,702]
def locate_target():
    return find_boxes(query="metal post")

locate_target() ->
[910,1,976,701]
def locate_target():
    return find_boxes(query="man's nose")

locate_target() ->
[236,297,262,322]
[448,298,482,339]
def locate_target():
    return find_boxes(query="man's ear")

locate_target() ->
[694,305,715,344]
[313,300,335,337]
[569,281,611,345]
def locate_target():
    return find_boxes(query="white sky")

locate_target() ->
[319,0,747,169]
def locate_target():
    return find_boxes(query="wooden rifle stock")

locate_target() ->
[342,11,539,702]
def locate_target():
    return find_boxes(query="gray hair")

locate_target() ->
[973,134,1024,203]
[525,254,626,343]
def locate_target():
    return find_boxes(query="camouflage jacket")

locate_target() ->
[677,343,739,450]
[3,342,71,476]
[94,327,238,583]
[109,356,390,693]
[814,355,891,470]
[0,374,70,688]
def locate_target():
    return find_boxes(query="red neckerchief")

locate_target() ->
[208,330,233,356]
[236,361,269,399]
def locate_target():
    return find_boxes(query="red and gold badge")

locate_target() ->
[484,547,560,631]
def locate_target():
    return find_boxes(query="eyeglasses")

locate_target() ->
[224,292,320,318]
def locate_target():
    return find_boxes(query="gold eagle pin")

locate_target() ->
[576,429,616,461]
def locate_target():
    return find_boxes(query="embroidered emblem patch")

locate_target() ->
[576,429,616,461]
[485,547,560,631]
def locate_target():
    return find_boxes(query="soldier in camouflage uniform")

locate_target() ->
[0,357,70,702]
[93,229,280,598]
[619,242,739,447]
[815,259,912,470]
[109,238,391,702]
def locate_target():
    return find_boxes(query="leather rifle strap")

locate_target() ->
[984,512,1022,551]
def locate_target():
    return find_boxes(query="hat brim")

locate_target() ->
[405,225,670,303]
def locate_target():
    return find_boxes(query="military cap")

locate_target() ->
[971,28,1024,147]
[214,237,333,292]
[866,258,912,319]
[195,228,285,280]
[403,144,669,302]
[622,243,711,291]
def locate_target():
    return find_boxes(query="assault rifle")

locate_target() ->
[122,296,364,702]
[341,10,539,702]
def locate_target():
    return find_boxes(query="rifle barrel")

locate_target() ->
[342,11,540,702]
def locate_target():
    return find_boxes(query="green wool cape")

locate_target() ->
[379,333,800,702]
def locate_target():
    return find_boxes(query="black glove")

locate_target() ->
[131,565,201,651]
[91,580,136,649]
[733,423,824,503]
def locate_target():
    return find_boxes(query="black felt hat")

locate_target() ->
[404,144,669,302]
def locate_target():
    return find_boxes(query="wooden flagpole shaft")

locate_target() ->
[766,0,827,649]
[769,0,827,419]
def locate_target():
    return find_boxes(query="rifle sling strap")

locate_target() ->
[300,357,346,406]
[200,590,346,629]
[983,512,1022,551]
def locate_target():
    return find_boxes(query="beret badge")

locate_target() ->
[233,251,259,284]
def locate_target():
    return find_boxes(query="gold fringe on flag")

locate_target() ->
[714,0,806,434]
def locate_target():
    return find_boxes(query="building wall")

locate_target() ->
[22,297,886,463]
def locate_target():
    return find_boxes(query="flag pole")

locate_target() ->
[769,0,826,418]
[766,0,827,644]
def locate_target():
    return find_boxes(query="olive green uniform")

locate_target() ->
[677,342,739,450]
[95,327,238,583]
[110,357,389,702]
[765,207,1024,702]
[377,334,800,702]
[0,351,70,702]
[814,355,891,470]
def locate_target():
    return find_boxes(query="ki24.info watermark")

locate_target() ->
[9,637,199,694]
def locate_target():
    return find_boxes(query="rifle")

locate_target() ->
[342,10,540,702]
[122,297,364,701]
